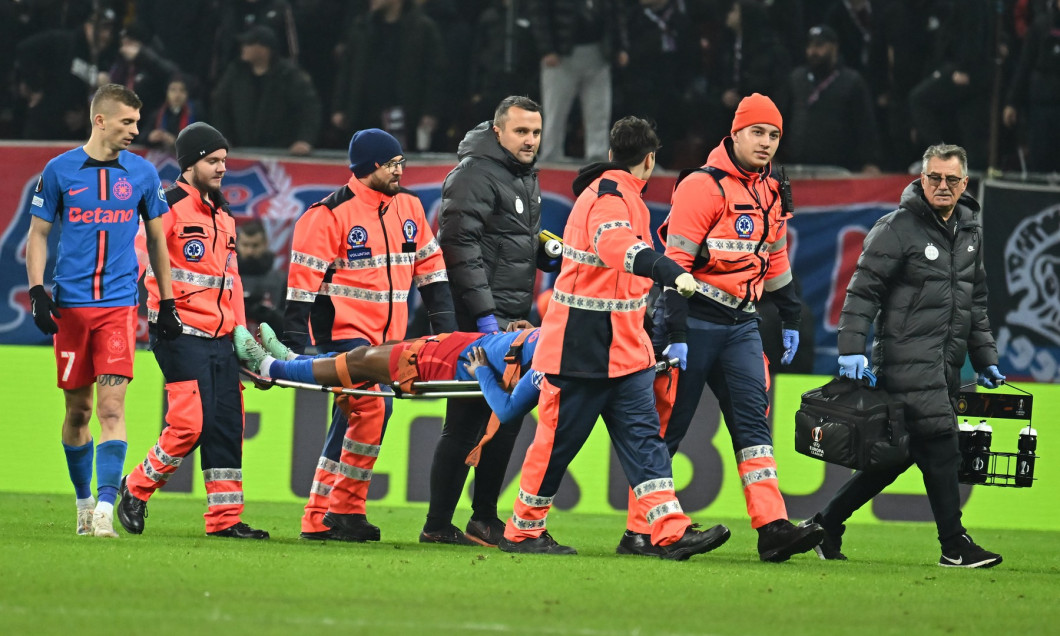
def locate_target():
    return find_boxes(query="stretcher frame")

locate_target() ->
[239,368,484,399]
[238,358,679,400]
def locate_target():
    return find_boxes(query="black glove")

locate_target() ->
[29,285,60,335]
[156,298,183,340]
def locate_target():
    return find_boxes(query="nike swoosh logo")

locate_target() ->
[69,187,89,196]
[942,555,963,565]
[107,356,124,364]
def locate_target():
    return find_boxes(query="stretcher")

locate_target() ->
[239,368,484,399]
[238,358,680,400]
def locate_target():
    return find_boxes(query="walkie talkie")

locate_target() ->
[778,166,794,218]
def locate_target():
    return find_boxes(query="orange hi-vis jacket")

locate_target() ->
[285,174,448,346]
[661,138,794,326]
[138,178,246,338]
[534,168,669,378]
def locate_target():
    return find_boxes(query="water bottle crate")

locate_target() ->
[959,450,1039,488]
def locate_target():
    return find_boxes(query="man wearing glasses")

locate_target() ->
[283,128,456,542]
[809,143,1007,568]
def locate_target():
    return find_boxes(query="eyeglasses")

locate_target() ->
[924,173,964,188]
[380,158,407,172]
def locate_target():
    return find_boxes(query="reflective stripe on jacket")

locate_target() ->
[138,178,245,338]
[533,169,656,378]
[662,138,793,313]
[286,174,447,345]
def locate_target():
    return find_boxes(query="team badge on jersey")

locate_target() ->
[515,197,524,214]
[113,177,133,201]
[925,243,939,261]
[184,239,206,262]
[347,225,371,260]
[735,214,755,239]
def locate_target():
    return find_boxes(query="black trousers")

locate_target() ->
[820,429,966,547]
[424,396,521,529]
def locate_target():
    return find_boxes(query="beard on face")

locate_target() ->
[238,252,275,276]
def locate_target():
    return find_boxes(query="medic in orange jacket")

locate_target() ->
[283,173,453,348]
[636,95,823,563]
[124,122,268,539]
[659,139,799,336]
[502,118,731,559]
[139,178,246,337]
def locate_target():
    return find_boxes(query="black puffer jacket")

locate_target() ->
[437,122,541,329]
[837,181,998,438]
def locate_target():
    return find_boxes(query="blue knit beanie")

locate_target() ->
[348,129,403,177]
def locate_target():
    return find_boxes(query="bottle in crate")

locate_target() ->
[972,419,992,483]
[1015,426,1037,487]
[958,419,976,482]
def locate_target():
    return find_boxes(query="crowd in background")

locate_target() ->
[2,0,1059,174]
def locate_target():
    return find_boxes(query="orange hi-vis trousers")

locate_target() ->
[301,389,390,533]
[503,369,692,547]
[632,320,788,530]
[127,335,248,533]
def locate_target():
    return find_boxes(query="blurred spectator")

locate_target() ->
[703,0,790,145]
[530,0,629,161]
[1003,0,1060,173]
[211,25,321,155]
[107,22,179,117]
[823,0,874,74]
[292,0,362,127]
[143,73,203,151]
[214,0,299,79]
[330,0,445,150]
[418,0,475,152]
[135,0,219,84]
[236,218,287,339]
[871,0,941,171]
[14,8,119,139]
[466,0,540,127]
[760,0,807,65]
[620,0,703,169]
[908,0,992,170]
[781,25,880,173]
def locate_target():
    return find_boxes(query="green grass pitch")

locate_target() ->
[2,493,1057,636]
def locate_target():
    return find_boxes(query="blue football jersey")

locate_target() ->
[28,147,169,307]
[454,328,539,381]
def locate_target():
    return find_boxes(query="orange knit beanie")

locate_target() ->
[731,93,783,136]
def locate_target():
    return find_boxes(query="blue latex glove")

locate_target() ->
[476,313,500,333]
[781,329,799,365]
[663,343,688,371]
[838,354,866,379]
[977,365,1006,389]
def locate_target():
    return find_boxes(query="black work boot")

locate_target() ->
[615,530,665,557]
[116,476,147,535]
[207,522,270,539]
[658,524,731,561]
[498,531,577,555]
[323,512,381,542]
[757,519,825,562]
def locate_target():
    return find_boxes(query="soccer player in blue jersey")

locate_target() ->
[234,323,543,428]
[25,84,183,538]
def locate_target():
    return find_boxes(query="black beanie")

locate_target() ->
[348,128,403,177]
[176,122,229,171]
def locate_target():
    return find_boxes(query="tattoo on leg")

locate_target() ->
[97,374,129,387]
